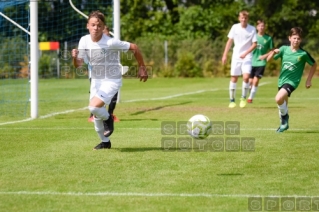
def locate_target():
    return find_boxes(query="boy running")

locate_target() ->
[72,11,148,149]
[267,27,316,132]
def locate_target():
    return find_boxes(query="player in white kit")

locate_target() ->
[222,10,257,108]
[72,11,148,150]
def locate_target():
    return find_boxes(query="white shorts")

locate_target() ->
[90,79,122,105]
[230,60,252,76]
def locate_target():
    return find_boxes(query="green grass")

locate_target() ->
[0,79,30,117]
[1,77,319,211]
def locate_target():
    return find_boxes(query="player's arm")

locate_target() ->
[129,43,148,82]
[266,49,280,62]
[260,38,275,61]
[306,62,317,89]
[259,48,276,61]
[259,52,270,61]
[72,49,84,68]
[239,42,257,59]
[222,38,233,65]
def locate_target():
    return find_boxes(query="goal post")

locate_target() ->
[113,0,121,103]
[0,0,116,119]
[30,0,38,119]
[0,1,38,118]
[113,0,120,40]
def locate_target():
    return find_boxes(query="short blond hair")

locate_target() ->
[239,10,249,17]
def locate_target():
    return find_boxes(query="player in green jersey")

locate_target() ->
[267,27,317,133]
[248,20,274,103]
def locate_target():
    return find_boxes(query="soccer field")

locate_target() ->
[1,77,319,211]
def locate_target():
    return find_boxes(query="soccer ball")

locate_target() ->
[187,114,212,139]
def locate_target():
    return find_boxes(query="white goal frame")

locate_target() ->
[29,0,120,118]
[1,1,121,118]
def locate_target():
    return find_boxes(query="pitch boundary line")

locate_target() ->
[0,82,273,126]
[0,88,221,126]
[0,107,88,126]
[0,190,314,198]
[0,127,314,131]
[0,118,34,126]
[121,88,220,103]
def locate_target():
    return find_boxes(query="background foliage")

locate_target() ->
[0,0,319,78]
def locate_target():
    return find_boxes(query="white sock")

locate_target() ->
[94,117,110,142]
[278,110,282,120]
[229,82,236,101]
[90,107,111,142]
[248,86,258,99]
[88,106,109,120]
[277,101,288,116]
[242,82,250,98]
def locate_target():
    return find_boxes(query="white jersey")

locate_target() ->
[77,34,130,84]
[227,23,257,61]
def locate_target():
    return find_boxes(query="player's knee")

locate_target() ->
[88,106,97,114]
[275,95,283,104]
[88,106,109,120]
[231,76,238,83]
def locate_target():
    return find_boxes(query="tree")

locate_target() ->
[249,0,319,41]
[163,0,179,24]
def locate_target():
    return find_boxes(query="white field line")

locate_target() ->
[0,88,221,126]
[39,107,87,119]
[122,81,275,103]
[0,127,313,131]
[122,88,220,103]
[258,82,272,86]
[0,81,274,126]
[0,107,87,126]
[0,118,34,126]
[0,190,315,198]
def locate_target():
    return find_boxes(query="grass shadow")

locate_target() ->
[115,147,163,152]
[217,173,244,176]
[130,101,192,115]
[115,118,159,121]
[288,130,319,134]
[256,106,306,109]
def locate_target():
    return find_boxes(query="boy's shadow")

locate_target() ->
[288,130,319,134]
[130,101,192,115]
[115,147,163,152]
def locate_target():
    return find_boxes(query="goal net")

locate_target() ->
[0,0,113,118]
